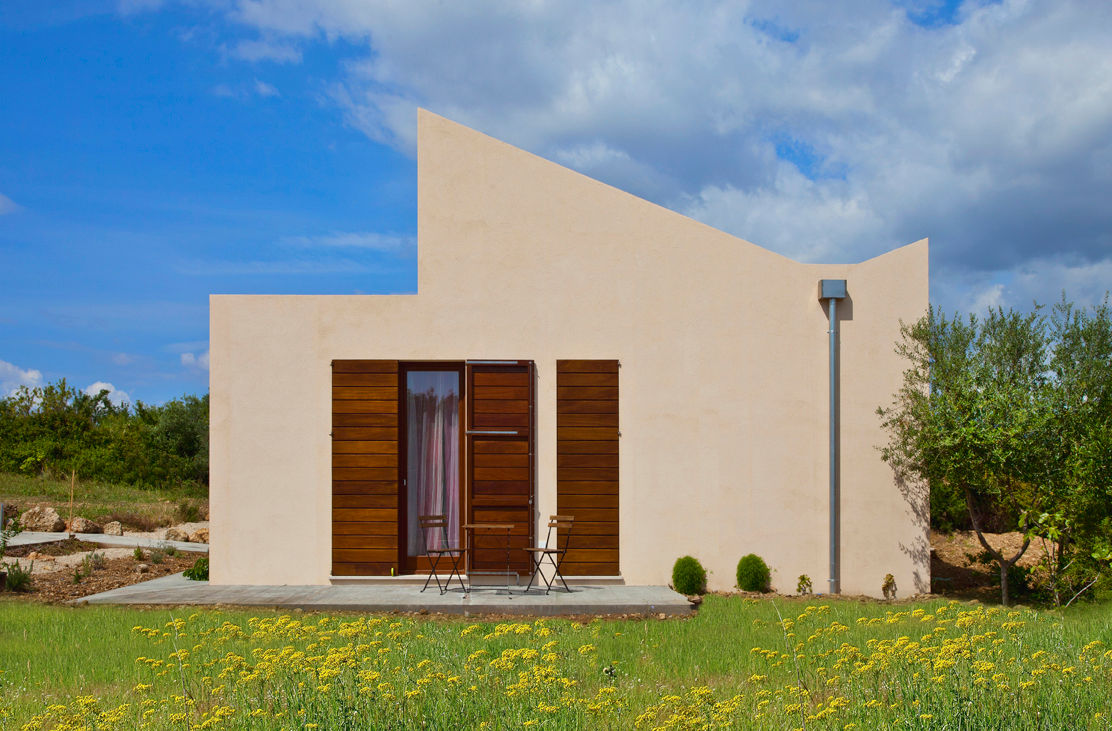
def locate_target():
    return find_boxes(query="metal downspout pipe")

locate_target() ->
[818,279,847,595]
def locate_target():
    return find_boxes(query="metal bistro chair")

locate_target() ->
[523,515,575,594]
[418,515,466,594]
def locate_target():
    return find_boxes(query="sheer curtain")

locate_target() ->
[406,371,460,556]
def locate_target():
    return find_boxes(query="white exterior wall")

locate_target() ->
[210,110,930,596]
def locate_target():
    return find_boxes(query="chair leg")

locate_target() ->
[540,554,558,594]
[524,553,545,594]
[422,553,444,594]
[445,551,467,594]
[550,553,572,593]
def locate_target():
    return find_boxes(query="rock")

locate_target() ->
[20,506,65,532]
[164,527,189,542]
[188,528,209,544]
[135,563,149,573]
[103,521,124,536]
[658,613,667,620]
[27,552,54,562]
[69,516,102,534]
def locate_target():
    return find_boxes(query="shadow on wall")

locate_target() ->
[895,473,932,595]
[817,293,854,322]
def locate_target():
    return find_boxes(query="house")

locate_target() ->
[209,110,929,596]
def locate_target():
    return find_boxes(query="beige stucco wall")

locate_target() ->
[210,110,929,596]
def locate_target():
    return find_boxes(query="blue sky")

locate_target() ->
[1,0,1110,404]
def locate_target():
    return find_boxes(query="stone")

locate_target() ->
[103,521,124,536]
[69,516,102,534]
[27,551,54,562]
[165,527,189,542]
[20,506,64,532]
[188,528,209,544]
[135,563,149,573]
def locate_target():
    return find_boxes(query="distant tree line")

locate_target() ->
[0,379,208,489]
[879,297,1112,605]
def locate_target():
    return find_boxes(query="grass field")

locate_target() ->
[0,472,206,530]
[2,595,1111,729]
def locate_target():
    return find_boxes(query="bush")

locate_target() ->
[672,556,706,595]
[736,554,771,592]
[184,556,209,581]
[176,500,201,523]
[2,561,32,592]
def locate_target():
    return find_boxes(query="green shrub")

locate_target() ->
[184,556,209,581]
[2,561,32,592]
[176,500,201,523]
[797,574,813,595]
[736,554,771,592]
[671,556,706,595]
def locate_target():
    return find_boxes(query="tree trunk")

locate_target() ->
[999,561,1009,607]
[964,486,1029,606]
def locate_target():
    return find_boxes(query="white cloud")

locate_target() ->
[117,0,164,15]
[111,352,135,366]
[0,359,43,396]
[84,381,130,407]
[283,231,415,252]
[214,0,1112,312]
[177,257,382,275]
[233,38,302,64]
[254,79,280,97]
[0,193,20,215]
[181,350,210,371]
[211,80,281,100]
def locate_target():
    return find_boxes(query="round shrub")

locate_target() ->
[672,555,707,595]
[736,554,771,592]
[183,556,209,581]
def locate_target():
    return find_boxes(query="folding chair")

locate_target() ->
[418,514,466,594]
[523,515,574,594]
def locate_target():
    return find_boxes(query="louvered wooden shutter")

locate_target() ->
[556,360,619,575]
[467,362,535,575]
[331,360,399,576]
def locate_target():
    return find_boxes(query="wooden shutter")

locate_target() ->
[467,362,535,576]
[557,360,619,575]
[332,360,400,576]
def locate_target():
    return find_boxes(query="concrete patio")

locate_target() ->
[74,573,694,616]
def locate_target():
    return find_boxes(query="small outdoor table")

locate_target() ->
[462,523,516,595]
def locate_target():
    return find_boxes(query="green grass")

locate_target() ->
[2,595,1112,729]
[0,472,206,529]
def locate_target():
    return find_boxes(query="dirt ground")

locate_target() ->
[930,529,1051,601]
[2,527,204,603]
[9,553,197,603]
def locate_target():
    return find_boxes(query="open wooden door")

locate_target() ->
[465,361,534,576]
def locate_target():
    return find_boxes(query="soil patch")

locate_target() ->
[930,530,1051,601]
[3,538,103,559]
[4,554,197,603]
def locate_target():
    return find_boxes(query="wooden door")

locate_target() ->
[466,361,534,576]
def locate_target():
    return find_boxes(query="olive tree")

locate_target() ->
[879,298,1112,606]
[879,307,1048,605]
